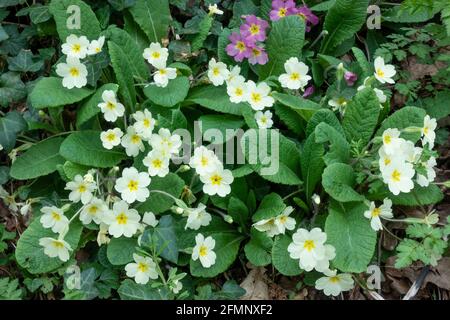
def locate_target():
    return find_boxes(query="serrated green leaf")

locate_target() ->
[314,122,350,165]
[259,16,305,80]
[306,108,345,137]
[191,14,213,52]
[376,106,426,142]
[342,88,380,146]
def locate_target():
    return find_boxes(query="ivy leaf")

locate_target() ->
[128,0,171,43]
[141,215,178,264]
[0,111,27,151]
[107,237,136,265]
[59,131,126,168]
[0,72,26,108]
[322,163,365,202]
[7,49,44,73]
[29,77,94,109]
[16,4,52,24]
[325,201,377,273]
[259,16,306,80]
[10,137,65,180]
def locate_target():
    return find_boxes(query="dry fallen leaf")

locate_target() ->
[240,265,269,300]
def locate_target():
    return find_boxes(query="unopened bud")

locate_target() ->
[179,165,191,173]
[224,215,234,224]
[312,193,321,205]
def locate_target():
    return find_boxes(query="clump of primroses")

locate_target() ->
[226,15,269,65]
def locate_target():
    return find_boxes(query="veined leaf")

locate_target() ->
[301,133,325,201]
[128,0,171,43]
[376,106,426,142]
[272,234,303,276]
[314,122,350,165]
[143,76,190,108]
[272,92,322,121]
[322,163,365,202]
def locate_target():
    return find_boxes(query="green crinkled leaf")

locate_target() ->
[369,184,444,206]
[184,85,246,116]
[272,92,322,121]
[49,0,101,40]
[376,106,426,142]
[0,111,27,152]
[15,218,83,274]
[0,72,26,108]
[106,27,148,82]
[77,83,119,128]
[143,76,190,107]
[325,201,377,273]
[107,237,136,265]
[342,87,380,146]
[59,131,126,168]
[259,16,305,80]
[306,108,345,137]
[227,196,249,229]
[273,104,304,135]
[314,122,350,165]
[128,0,171,43]
[321,0,369,53]
[10,137,65,180]
[272,234,302,276]
[244,229,273,267]
[135,173,185,214]
[29,77,94,109]
[108,41,136,109]
[301,133,325,201]
[322,163,364,202]
[252,193,286,222]
[118,279,170,300]
[351,47,372,77]
[241,130,303,185]
[191,14,213,52]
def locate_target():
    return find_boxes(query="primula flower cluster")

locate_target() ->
[226,15,269,65]
[56,34,105,89]
[143,42,177,87]
[269,0,318,31]
[378,115,437,196]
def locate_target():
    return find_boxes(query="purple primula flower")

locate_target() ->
[226,32,253,62]
[269,0,296,21]
[344,71,358,86]
[295,5,319,31]
[248,45,268,65]
[303,85,315,98]
[240,15,269,42]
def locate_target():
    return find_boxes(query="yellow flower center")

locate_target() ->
[88,205,98,215]
[235,87,243,96]
[152,51,161,59]
[116,213,128,225]
[131,135,141,144]
[236,41,246,52]
[159,69,167,75]
[199,245,208,257]
[95,47,101,53]
[251,92,262,103]
[279,216,287,224]
[51,211,61,221]
[383,135,391,144]
[69,67,79,77]
[250,24,260,35]
[290,72,300,81]
[279,8,287,17]
[106,133,116,141]
[138,262,149,272]
[391,169,401,182]
[371,207,381,217]
[52,241,64,249]
[303,240,315,252]
[376,68,385,77]
[78,185,87,193]
[338,97,347,106]
[212,67,220,76]
[210,174,222,185]
[143,118,151,127]
[72,44,81,53]
[424,126,429,134]
[260,116,267,124]
[152,159,162,168]
[252,48,261,57]
[329,276,340,283]
[200,156,209,167]
[127,180,139,191]
[106,101,116,110]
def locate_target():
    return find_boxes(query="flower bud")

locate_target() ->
[312,193,321,205]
